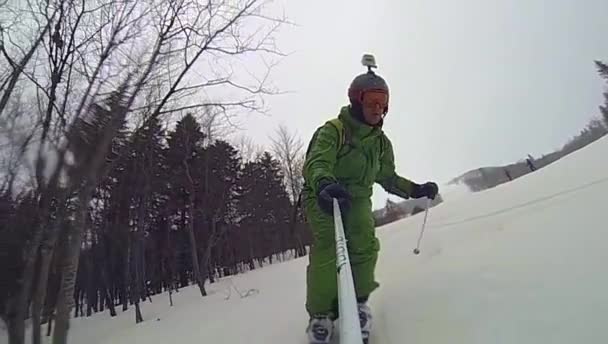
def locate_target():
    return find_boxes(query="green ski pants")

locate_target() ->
[304,195,380,318]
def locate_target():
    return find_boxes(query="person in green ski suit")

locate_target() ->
[302,58,439,343]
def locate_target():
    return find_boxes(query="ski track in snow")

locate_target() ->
[3,136,608,344]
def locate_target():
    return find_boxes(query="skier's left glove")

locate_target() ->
[317,180,352,215]
[411,181,439,200]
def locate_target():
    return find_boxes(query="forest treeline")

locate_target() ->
[0,0,298,343]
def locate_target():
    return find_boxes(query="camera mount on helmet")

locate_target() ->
[361,53,377,73]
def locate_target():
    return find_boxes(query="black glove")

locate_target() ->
[411,181,439,200]
[317,180,352,215]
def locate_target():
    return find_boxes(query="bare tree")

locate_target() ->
[232,134,262,162]
[270,124,305,256]
[270,124,304,202]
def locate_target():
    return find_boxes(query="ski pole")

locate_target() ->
[413,197,432,255]
[333,198,364,344]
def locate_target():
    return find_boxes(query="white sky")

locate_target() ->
[237,0,608,209]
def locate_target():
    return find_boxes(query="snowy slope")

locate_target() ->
[5,136,608,344]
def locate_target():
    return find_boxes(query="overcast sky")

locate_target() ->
[238,0,608,209]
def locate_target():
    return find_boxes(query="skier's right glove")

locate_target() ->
[410,181,439,200]
[317,180,352,215]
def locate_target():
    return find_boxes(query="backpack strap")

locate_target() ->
[327,118,352,158]
[327,118,344,150]
[305,118,353,160]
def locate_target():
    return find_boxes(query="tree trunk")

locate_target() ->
[132,231,144,323]
[183,151,206,296]
[7,306,20,344]
[163,218,174,307]
[97,233,116,317]
[99,264,116,317]
[46,315,53,337]
[208,264,215,284]
[247,227,255,271]
[32,242,56,344]
[290,193,306,258]
[52,189,89,344]
[134,301,143,324]
[86,253,95,317]
[198,219,220,295]
[10,226,44,344]
[73,290,81,318]
[5,297,21,344]
[122,235,130,312]
[103,284,116,317]
[185,205,205,296]
[198,249,209,296]
[32,197,69,344]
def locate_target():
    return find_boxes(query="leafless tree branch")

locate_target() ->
[148,0,286,120]
[157,100,257,115]
[0,5,56,117]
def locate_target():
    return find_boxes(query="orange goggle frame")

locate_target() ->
[360,90,389,109]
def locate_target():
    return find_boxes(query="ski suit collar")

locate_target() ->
[338,105,384,139]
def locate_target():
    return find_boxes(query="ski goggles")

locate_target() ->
[361,90,388,109]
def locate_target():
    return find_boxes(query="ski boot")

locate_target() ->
[306,314,334,344]
[358,302,372,344]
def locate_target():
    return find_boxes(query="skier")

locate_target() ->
[302,55,439,344]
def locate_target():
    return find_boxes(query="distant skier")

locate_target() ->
[301,54,439,343]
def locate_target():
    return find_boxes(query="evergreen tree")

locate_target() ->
[258,152,291,263]
[595,60,608,127]
[122,116,167,322]
[238,152,291,265]
[165,113,207,296]
[197,140,241,284]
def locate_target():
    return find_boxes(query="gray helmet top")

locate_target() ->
[347,55,390,114]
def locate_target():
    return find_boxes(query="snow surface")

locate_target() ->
[4,136,608,344]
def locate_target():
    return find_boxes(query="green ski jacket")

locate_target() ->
[303,105,415,200]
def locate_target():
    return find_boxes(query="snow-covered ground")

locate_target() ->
[4,136,608,344]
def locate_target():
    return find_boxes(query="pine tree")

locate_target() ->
[259,152,291,262]
[197,140,241,284]
[120,116,167,322]
[237,152,291,265]
[165,113,207,296]
[595,60,608,127]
